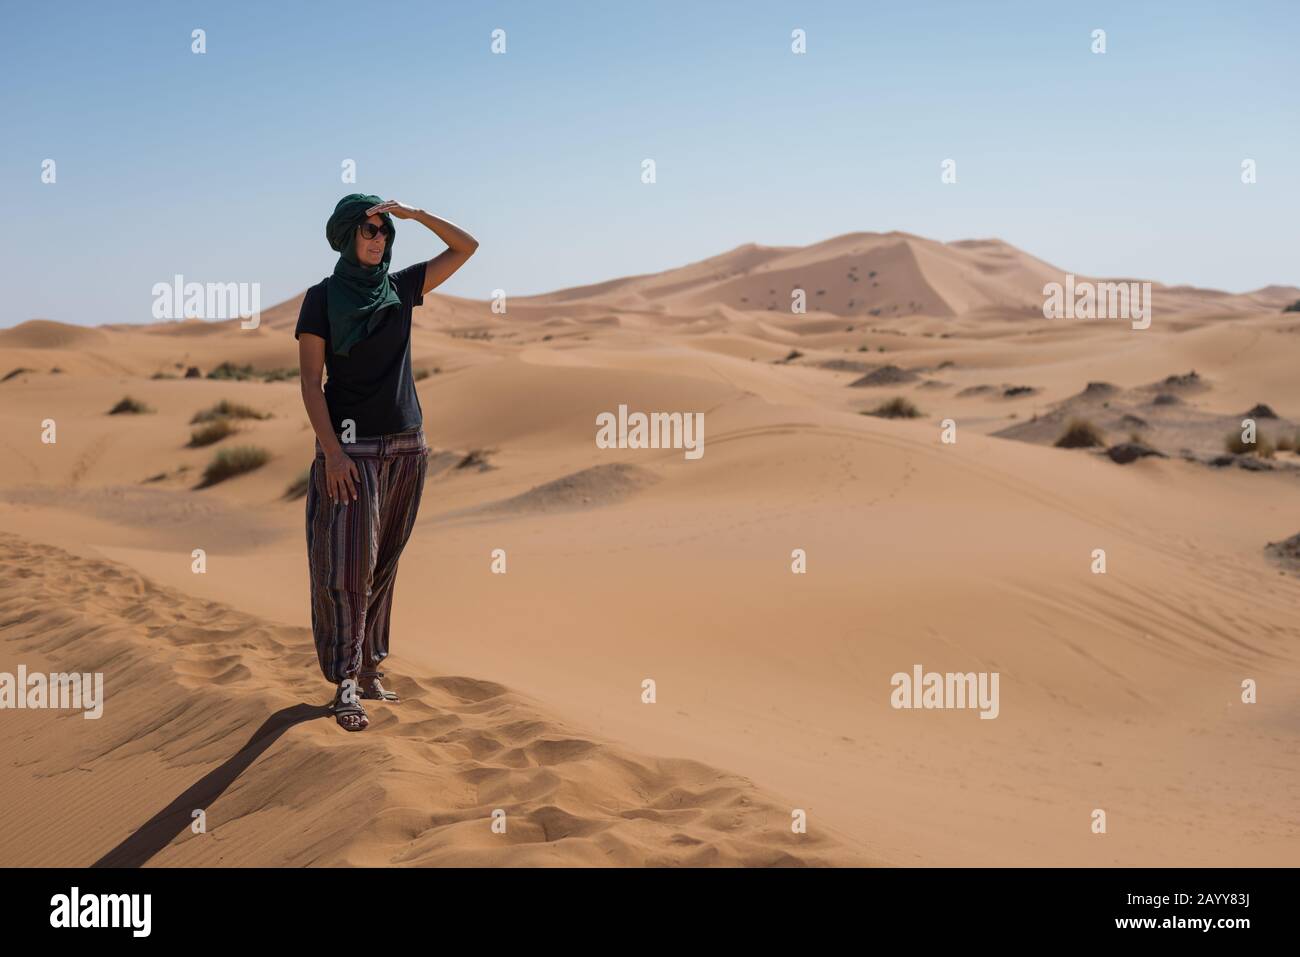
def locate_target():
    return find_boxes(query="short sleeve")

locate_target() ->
[391,261,426,308]
[294,282,330,341]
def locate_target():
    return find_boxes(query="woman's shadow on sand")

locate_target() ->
[92,702,330,868]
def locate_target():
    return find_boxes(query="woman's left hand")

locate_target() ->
[366,200,418,220]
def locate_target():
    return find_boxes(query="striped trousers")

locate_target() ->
[305,428,429,684]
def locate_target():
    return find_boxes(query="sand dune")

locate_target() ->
[0,319,111,350]
[444,463,662,520]
[993,373,1300,466]
[2,228,1299,866]
[0,532,869,866]
[512,231,1299,321]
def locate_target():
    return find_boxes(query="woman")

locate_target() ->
[295,193,478,731]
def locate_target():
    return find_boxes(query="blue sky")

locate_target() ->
[3,0,1297,327]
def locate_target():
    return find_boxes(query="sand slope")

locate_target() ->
[0,532,870,866]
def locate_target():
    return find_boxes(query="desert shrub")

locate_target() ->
[197,445,270,487]
[206,361,259,381]
[1225,432,1275,458]
[1055,418,1105,448]
[188,418,238,447]
[862,397,921,419]
[284,469,310,499]
[108,396,152,415]
[190,399,271,424]
[456,449,495,470]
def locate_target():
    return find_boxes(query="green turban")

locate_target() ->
[324,193,402,357]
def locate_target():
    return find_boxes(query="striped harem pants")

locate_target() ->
[305,427,429,684]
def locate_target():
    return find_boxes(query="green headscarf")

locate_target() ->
[324,193,402,357]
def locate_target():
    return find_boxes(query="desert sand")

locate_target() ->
[2,230,1298,866]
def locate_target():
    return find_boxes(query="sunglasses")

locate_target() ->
[356,222,393,240]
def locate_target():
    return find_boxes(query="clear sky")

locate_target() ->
[3,0,1297,327]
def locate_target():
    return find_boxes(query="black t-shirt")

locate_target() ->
[294,261,425,437]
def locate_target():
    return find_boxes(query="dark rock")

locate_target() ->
[1161,370,1203,389]
[184,366,202,378]
[1003,385,1037,398]
[1151,393,1182,406]
[1243,403,1278,419]
[821,358,873,374]
[1237,456,1274,471]
[1265,532,1300,570]
[1107,442,1165,464]
[818,358,875,373]
[848,364,919,387]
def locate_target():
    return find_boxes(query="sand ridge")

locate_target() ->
[0,532,871,866]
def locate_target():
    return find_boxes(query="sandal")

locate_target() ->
[357,670,400,702]
[329,678,369,732]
